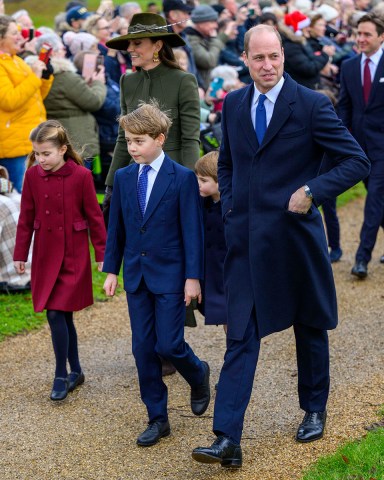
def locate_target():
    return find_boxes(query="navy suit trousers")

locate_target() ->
[127,278,204,423]
[213,311,329,444]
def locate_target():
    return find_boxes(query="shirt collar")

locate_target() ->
[362,47,383,66]
[253,76,285,105]
[139,151,165,173]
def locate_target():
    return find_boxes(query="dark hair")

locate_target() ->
[309,14,324,29]
[260,12,278,26]
[157,39,183,70]
[27,120,83,169]
[357,12,384,36]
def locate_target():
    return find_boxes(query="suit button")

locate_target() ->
[140,228,146,233]
[45,210,50,215]
[141,252,146,256]
[59,226,63,231]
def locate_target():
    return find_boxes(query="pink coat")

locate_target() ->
[14,160,106,312]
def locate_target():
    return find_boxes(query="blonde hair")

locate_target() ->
[27,120,83,169]
[195,151,219,183]
[119,100,172,139]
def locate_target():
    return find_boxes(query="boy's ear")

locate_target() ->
[156,133,166,146]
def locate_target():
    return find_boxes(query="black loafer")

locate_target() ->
[351,260,368,278]
[137,420,171,447]
[192,436,242,468]
[296,411,327,443]
[50,377,69,401]
[191,361,210,416]
[68,371,85,392]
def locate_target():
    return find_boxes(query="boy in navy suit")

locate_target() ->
[103,102,210,447]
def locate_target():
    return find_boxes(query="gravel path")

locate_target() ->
[1,197,383,480]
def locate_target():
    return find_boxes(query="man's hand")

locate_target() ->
[184,278,202,306]
[14,261,25,274]
[288,187,312,214]
[103,273,118,296]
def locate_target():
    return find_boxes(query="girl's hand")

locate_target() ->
[184,278,202,306]
[14,261,25,274]
[103,273,118,296]
[97,262,104,272]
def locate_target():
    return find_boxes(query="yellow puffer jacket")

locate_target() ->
[0,53,53,158]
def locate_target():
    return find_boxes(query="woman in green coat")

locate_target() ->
[103,12,201,204]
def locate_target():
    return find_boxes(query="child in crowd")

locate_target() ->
[195,151,227,332]
[103,101,210,447]
[13,120,106,402]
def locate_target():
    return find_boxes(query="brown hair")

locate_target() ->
[357,12,384,36]
[310,14,324,28]
[244,24,283,54]
[155,38,182,70]
[0,15,15,39]
[27,120,83,169]
[119,100,172,138]
[195,151,219,183]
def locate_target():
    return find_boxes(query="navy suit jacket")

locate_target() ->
[103,154,204,294]
[338,51,384,164]
[219,73,370,341]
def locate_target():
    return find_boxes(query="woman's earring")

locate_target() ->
[153,51,159,63]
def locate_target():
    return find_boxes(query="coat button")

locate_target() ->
[141,252,146,256]
[45,210,50,215]
[207,243,212,248]
[57,177,62,181]
[140,228,146,233]
[44,194,48,199]
[58,210,62,214]
[44,178,48,182]
[59,226,63,231]
[48,227,52,232]
[57,193,61,197]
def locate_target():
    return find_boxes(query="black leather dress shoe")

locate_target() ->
[296,411,327,443]
[68,371,85,392]
[351,260,368,278]
[191,361,210,416]
[380,255,384,264]
[136,420,171,447]
[50,377,69,401]
[192,436,242,468]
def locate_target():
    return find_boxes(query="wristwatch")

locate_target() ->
[304,185,313,200]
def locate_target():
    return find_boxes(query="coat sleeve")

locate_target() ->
[62,74,107,112]
[179,170,204,280]
[82,169,106,262]
[188,35,225,70]
[306,94,370,204]
[13,171,35,261]
[337,63,353,129]
[178,74,201,170]
[102,171,126,274]
[217,94,233,218]
[0,62,42,111]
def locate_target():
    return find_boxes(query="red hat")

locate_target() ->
[284,11,310,35]
[21,28,42,40]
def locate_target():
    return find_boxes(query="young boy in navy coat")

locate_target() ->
[103,102,210,447]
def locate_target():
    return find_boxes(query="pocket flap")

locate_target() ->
[73,220,89,231]
[33,220,41,230]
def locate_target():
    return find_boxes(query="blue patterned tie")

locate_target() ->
[137,165,151,217]
[255,94,267,145]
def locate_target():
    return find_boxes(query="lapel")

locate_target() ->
[123,163,141,221]
[368,51,384,105]
[238,83,259,155]
[142,155,173,225]
[352,54,366,110]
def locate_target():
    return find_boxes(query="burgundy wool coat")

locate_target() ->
[14,160,106,312]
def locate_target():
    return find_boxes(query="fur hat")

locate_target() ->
[191,5,219,23]
[106,13,185,50]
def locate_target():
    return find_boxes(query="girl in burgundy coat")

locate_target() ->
[14,120,106,402]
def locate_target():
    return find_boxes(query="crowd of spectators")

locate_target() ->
[0,0,383,290]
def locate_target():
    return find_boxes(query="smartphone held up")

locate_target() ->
[38,42,53,64]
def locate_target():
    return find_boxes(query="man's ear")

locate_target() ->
[242,51,248,67]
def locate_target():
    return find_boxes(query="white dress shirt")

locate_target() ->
[251,76,285,130]
[138,151,165,213]
[361,47,383,84]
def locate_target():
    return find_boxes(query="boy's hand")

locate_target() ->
[97,262,104,272]
[184,279,202,306]
[14,261,25,274]
[103,273,118,296]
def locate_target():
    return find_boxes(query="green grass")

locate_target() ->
[4,0,161,28]
[302,428,384,480]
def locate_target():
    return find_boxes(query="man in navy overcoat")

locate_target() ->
[192,24,370,469]
[338,13,384,278]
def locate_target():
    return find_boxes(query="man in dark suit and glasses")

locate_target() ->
[338,13,384,279]
[191,24,370,469]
